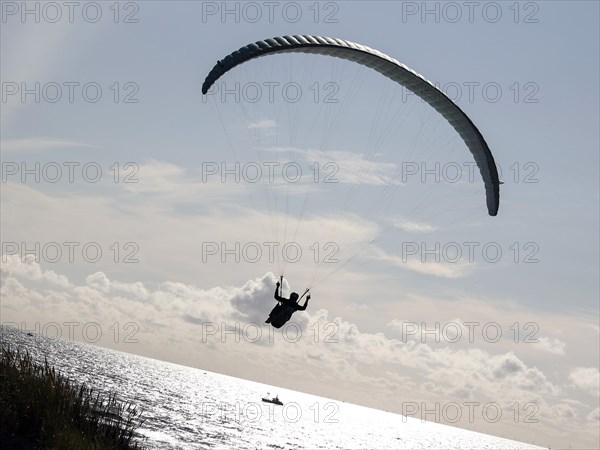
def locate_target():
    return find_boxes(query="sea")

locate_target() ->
[1,326,544,450]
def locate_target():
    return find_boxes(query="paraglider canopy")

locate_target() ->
[202,35,500,216]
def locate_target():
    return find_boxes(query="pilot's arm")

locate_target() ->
[297,295,310,311]
[274,282,285,302]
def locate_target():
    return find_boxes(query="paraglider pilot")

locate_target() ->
[265,276,309,328]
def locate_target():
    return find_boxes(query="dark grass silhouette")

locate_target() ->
[0,346,146,449]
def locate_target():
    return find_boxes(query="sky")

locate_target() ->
[1,1,599,448]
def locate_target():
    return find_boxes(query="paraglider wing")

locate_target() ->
[202,35,500,216]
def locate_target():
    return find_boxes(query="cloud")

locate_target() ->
[0,178,387,291]
[86,272,148,298]
[2,254,70,288]
[371,246,474,278]
[0,158,475,292]
[569,367,600,396]
[1,138,95,153]
[261,146,400,186]
[319,150,399,186]
[119,159,325,202]
[489,352,555,393]
[553,402,578,419]
[247,119,277,129]
[390,216,437,233]
[534,337,566,355]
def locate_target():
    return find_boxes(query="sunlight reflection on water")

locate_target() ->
[2,326,543,449]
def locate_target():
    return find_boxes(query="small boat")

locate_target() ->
[261,394,283,406]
